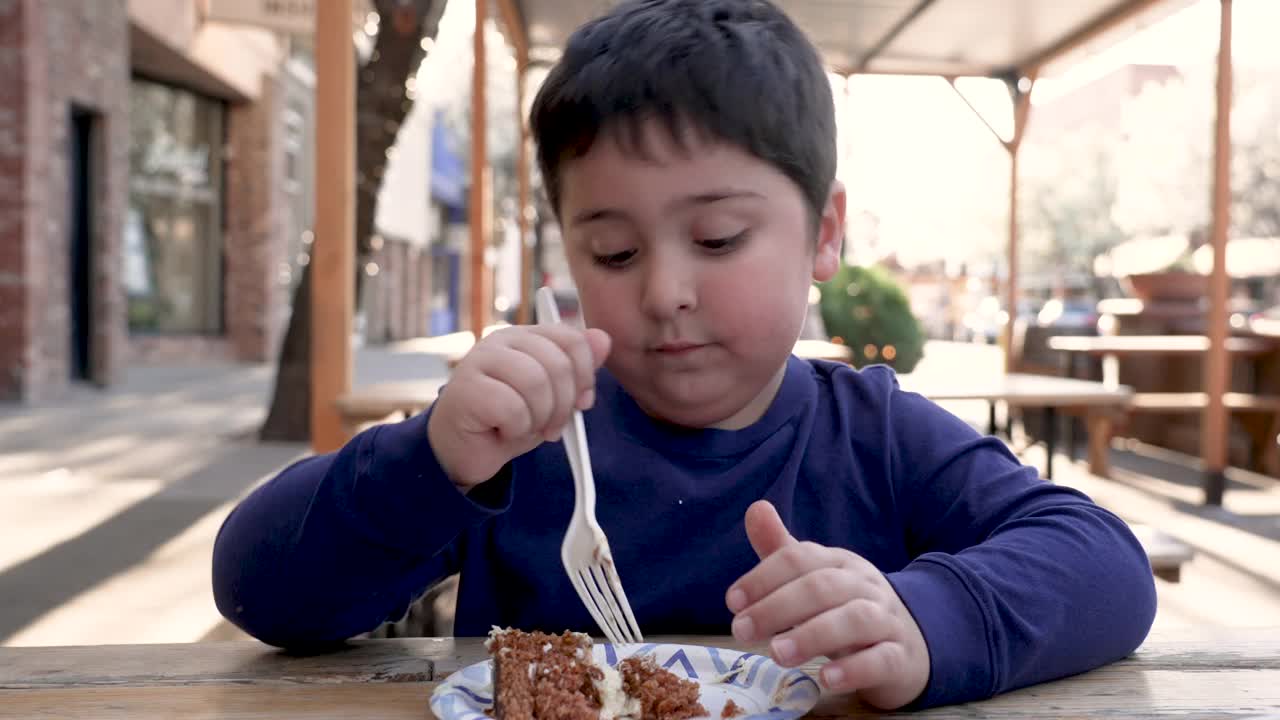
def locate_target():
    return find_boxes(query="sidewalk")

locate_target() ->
[0,345,451,647]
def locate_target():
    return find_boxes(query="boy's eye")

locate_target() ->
[697,231,747,252]
[593,249,637,268]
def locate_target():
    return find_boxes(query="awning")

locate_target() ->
[513,0,1197,78]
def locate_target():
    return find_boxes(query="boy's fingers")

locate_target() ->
[819,642,914,706]
[531,325,602,398]
[476,347,557,434]
[731,565,865,642]
[505,331,583,437]
[744,500,795,560]
[461,374,537,441]
[726,540,842,616]
[767,598,893,668]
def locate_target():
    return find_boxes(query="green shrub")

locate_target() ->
[817,264,925,373]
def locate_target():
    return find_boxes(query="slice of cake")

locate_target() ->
[486,628,708,720]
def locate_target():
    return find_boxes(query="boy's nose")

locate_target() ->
[640,258,696,319]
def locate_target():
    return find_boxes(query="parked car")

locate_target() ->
[1036,298,1098,330]
[962,296,1007,344]
[1249,304,1280,335]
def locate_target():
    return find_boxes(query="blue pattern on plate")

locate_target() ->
[429,642,821,720]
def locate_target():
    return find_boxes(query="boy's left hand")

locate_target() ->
[725,501,930,711]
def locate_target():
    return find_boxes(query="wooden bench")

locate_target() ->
[899,373,1133,480]
[335,380,444,437]
[1130,524,1195,583]
[1126,392,1280,478]
[1048,334,1280,482]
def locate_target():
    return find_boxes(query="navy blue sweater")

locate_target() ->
[212,357,1156,708]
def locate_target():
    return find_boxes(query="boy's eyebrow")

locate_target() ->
[570,189,763,227]
[570,208,631,227]
[676,189,765,208]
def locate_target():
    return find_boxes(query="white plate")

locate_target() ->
[430,642,821,720]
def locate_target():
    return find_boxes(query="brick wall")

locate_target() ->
[361,238,432,345]
[0,0,31,400]
[0,0,129,402]
[225,73,286,363]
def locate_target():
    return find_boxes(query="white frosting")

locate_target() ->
[593,663,641,720]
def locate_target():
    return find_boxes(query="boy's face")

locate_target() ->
[558,121,844,429]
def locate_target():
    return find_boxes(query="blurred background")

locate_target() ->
[1,0,1277,648]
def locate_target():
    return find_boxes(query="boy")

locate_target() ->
[212,0,1156,710]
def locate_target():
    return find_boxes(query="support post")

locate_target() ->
[469,0,490,339]
[948,75,1034,371]
[1202,0,1233,505]
[516,59,533,325]
[310,0,355,453]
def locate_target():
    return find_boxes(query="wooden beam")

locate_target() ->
[494,0,529,64]
[1202,0,1233,505]
[841,63,995,79]
[945,72,1035,372]
[310,0,355,453]
[854,0,937,72]
[1003,75,1034,366]
[1019,0,1172,75]
[494,0,533,326]
[945,77,1010,149]
[515,59,533,325]
[1011,71,1037,150]
[1004,76,1035,371]
[469,0,490,340]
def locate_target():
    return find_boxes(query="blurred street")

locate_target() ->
[0,343,452,646]
[3,340,1277,647]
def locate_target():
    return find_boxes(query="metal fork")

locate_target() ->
[534,286,643,646]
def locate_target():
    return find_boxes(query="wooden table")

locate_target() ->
[899,373,1134,480]
[793,339,853,364]
[1047,334,1277,388]
[1,628,1275,718]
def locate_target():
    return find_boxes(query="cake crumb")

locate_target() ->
[721,699,743,718]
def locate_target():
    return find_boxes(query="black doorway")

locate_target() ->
[68,108,95,382]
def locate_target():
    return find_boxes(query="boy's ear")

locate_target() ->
[812,180,846,283]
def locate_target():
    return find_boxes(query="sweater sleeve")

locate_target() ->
[211,409,513,649]
[868,370,1157,708]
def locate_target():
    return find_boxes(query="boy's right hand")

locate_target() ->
[427,325,611,490]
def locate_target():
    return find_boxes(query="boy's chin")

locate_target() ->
[629,381,769,430]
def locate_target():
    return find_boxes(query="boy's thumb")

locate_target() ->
[584,328,612,367]
[744,500,795,560]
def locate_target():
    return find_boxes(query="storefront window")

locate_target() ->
[126,78,225,334]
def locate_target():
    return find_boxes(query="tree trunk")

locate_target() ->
[259,0,447,443]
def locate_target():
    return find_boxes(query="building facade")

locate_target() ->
[1,0,463,403]
[0,0,318,402]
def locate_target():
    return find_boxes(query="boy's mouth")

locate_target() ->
[652,341,709,355]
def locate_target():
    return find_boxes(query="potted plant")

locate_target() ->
[1109,234,1210,303]
[817,264,925,373]
[1120,248,1210,302]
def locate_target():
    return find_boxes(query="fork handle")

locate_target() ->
[562,410,597,520]
[534,287,599,523]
